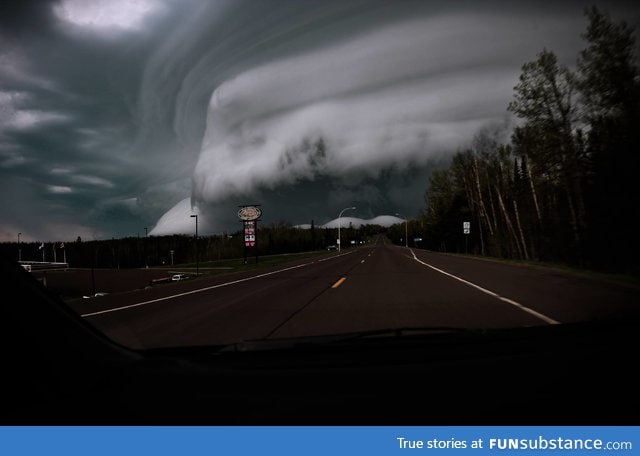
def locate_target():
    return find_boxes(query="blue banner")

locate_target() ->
[1,427,638,456]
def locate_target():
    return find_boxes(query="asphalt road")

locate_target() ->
[67,240,640,349]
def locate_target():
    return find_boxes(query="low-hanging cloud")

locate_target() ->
[6,1,626,240]
[189,13,571,211]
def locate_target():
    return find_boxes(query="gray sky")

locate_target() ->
[1,0,638,241]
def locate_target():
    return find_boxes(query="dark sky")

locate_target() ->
[1,0,638,241]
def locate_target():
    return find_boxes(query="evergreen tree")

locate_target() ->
[509,49,587,263]
[577,7,640,272]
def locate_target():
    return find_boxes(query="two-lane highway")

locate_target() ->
[72,247,373,348]
[271,242,557,340]
[69,240,640,349]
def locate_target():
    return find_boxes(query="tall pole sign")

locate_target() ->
[463,221,470,254]
[238,205,262,264]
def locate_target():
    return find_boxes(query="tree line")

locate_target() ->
[419,7,640,274]
[1,222,383,268]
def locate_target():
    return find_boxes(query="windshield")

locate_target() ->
[2,0,639,350]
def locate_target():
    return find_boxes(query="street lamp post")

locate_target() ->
[338,206,356,252]
[395,213,408,248]
[190,214,199,277]
[18,232,22,262]
[144,227,148,268]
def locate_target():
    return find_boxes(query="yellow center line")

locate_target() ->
[331,277,347,289]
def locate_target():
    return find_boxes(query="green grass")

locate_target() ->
[167,250,335,278]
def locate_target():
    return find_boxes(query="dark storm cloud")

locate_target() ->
[1,0,190,240]
[0,1,57,36]
[1,0,638,240]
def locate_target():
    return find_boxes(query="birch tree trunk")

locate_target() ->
[496,186,523,259]
[513,199,530,260]
[526,162,542,225]
[473,156,495,236]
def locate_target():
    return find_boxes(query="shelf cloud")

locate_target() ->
[2,0,637,240]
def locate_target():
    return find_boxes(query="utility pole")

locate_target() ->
[396,213,408,248]
[338,206,356,252]
[144,227,148,268]
[190,215,199,277]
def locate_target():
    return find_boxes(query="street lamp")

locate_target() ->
[18,232,22,262]
[144,227,148,268]
[395,213,408,248]
[190,214,199,277]
[338,206,356,252]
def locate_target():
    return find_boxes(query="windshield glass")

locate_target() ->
[2,0,639,350]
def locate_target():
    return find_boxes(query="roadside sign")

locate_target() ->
[463,221,470,234]
[238,206,262,221]
[243,220,256,247]
[239,205,261,263]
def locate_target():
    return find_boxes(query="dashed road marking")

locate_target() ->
[82,251,358,318]
[331,277,347,289]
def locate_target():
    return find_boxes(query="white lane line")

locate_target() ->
[82,250,358,317]
[409,249,560,325]
[361,260,365,264]
[317,251,354,262]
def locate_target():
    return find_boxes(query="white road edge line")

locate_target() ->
[317,250,354,262]
[82,250,356,317]
[409,249,560,325]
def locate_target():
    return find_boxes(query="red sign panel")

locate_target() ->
[244,220,256,247]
